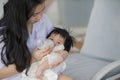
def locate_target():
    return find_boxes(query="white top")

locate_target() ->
[0,14,53,80]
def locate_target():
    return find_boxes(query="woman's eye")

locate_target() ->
[49,38,53,41]
[32,13,38,17]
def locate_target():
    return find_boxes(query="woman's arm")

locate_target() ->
[0,64,18,79]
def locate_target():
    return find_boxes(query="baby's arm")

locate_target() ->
[49,50,68,68]
[48,52,64,68]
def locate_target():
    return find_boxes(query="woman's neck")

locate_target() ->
[27,23,33,34]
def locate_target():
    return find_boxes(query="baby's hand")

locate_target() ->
[55,50,68,60]
[50,54,64,68]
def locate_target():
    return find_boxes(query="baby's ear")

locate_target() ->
[0,0,8,19]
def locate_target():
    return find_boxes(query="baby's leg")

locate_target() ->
[116,78,120,80]
[58,75,72,80]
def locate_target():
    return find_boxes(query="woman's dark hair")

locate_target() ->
[0,0,45,74]
[47,27,74,52]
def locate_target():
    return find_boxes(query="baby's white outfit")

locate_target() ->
[21,39,66,80]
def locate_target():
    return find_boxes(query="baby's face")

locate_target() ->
[48,33,65,46]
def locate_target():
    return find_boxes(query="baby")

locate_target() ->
[21,27,74,80]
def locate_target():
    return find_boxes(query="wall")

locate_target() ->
[57,0,94,27]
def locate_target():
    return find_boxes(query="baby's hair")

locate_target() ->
[47,27,74,52]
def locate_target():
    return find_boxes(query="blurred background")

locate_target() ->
[45,0,94,53]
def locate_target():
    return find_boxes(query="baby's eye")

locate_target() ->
[57,42,61,44]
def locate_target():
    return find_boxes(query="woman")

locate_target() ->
[0,0,72,80]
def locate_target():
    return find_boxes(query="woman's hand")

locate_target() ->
[32,46,53,63]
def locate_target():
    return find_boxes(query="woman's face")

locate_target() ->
[48,33,65,46]
[27,3,45,24]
